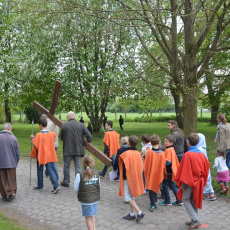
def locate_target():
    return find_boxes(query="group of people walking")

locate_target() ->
[0,112,230,230]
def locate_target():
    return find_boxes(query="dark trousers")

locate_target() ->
[149,190,157,207]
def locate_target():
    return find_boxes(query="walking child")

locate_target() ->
[99,121,120,177]
[213,149,230,194]
[74,155,100,230]
[175,133,209,229]
[196,133,216,200]
[144,134,165,212]
[119,135,145,222]
[160,134,182,206]
[30,119,60,194]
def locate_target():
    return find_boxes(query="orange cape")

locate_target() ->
[103,130,120,158]
[30,131,58,166]
[164,147,179,181]
[119,150,144,197]
[175,151,209,209]
[144,150,165,193]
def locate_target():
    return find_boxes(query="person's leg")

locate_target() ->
[63,156,72,184]
[226,149,230,169]
[162,178,171,203]
[85,216,93,230]
[101,154,111,176]
[36,160,44,188]
[183,186,198,221]
[149,190,155,206]
[168,178,180,201]
[46,163,59,190]
[73,155,82,176]
[129,199,141,213]
[177,155,183,163]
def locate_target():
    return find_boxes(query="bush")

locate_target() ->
[125,115,177,123]
[24,107,41,123]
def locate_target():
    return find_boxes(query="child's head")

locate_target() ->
[217,149,226,159]
[128,135,138,147]
[82,155,95,182]
[121,136,129,146]
[165,134,176,147]
[141,134,150,144]
[150,134,161,146]
[39,119,47,129]
[105,120,113,130]
[217,113,227,124]
[187,133,199,146]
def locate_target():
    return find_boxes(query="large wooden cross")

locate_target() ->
[33,80,112,167]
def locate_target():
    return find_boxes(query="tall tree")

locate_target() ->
[79,0,230,135]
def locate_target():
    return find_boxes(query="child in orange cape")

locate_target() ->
[99,120,120,177]
[159,134,182,206]
[119,135,145,222]
[175,133,209,229]
[144,134,165,212]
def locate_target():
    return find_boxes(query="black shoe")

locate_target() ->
[123,213,136,220]
[51,187,60,194]
[99,172,104,177]
[33,186,43,190]
[6,194,16,202]
[136,212,146,222]
[60,181,69,187]
[113,176,120,181]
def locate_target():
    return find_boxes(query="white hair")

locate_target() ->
[3,123,12,130]
[67,111,75,118]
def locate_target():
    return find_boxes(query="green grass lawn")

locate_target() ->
[12,111,211,123]
[2,120,228,198]
[0,213,27,230]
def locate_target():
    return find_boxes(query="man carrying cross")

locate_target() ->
[60,111,92,187]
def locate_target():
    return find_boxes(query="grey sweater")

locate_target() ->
[61,119,92,156]
[0,131,20,168]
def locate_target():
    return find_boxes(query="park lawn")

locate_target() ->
[7,121,228,197]
[12,111,211,123]
[0,213,27,230]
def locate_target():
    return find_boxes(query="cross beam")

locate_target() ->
[33,81,112,167]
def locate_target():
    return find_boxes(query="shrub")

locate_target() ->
[24,107,41,123]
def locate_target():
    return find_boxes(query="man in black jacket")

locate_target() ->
[60,111,92,187]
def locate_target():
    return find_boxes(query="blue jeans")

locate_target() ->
[177,155,183,163]
[162,174,180,203]
[37,160,60,189]
[45,147,59,179]
[101,154,115,176]
[226,149,230,169]
[149,190,157,206]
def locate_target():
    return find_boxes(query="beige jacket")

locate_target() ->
[47,118,59,148]
[217,123,230,150]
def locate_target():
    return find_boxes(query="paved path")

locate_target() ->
[0,158,229,230]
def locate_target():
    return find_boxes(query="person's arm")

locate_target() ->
[60,126,64,140]
[74,173,80,194]
[15,139,20,163]
[213,158,219,170]
[113,149,120,170]
[218,126,225,150]
[104,144,109,154]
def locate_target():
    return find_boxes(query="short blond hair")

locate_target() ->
[121,136,129,145]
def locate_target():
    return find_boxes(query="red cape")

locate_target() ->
[119,150,144,197]
[103,130,120,158]
[164,147,179,181]
[30,131,57,166]
[144,150,165,193]
[175,151,209,209]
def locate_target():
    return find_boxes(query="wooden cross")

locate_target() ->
[33,80,112,167]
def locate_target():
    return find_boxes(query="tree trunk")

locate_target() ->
[182,86,198,136]
[211,104,219,125]
[4,82,11,123]
[171,89,183,129]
